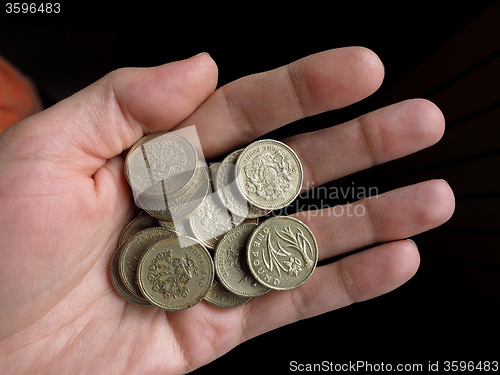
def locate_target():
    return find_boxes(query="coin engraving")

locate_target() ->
[137,237,214,311]
[189,192,233,249]
[245,150,295,200]
[235,140,303,210]
[147,250,198,299]
[138,163,209,221]
[118,227,176,298]
[204,280,251,308]
[247,216,317,290]
[125,132,198,196]
[114,134,312,309]
[143,140,187,183]
[263,225,314,276]
[215,149,270,219]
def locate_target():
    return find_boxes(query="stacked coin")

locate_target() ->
[111,132,317,310]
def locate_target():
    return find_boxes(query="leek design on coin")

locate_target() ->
[113,131,316,309]
[247,216,318,290]
[235,140,303,211]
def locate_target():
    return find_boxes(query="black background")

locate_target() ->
[1,1,499,372]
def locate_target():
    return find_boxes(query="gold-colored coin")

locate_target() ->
[110,244,150,305]
[235,140,303,210]
[204,280,252,308]
[214,223,270,297]
[124,132,198,197]
[137,163,209,222]
[215,149,271,219]
[119,211,159,246]
[115,135,312,309]
[137,236,214,311]
[118,227,176,299]
[246,216,318,291]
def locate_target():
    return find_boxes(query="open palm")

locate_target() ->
[0,49,454,374]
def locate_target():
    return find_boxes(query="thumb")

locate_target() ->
[0,52,218,177]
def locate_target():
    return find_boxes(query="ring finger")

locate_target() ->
[292,179,455,261]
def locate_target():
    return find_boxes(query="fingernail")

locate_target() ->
[191,52,210,59]
[406,239,418,249]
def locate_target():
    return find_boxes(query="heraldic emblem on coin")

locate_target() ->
[243,150,297,201]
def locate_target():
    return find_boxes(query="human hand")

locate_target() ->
[0,48,454,374]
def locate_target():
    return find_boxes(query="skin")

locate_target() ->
[0,48,455,374]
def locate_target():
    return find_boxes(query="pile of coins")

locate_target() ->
[111,130,318,310]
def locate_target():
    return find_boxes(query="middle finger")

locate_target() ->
[284,98,445,190]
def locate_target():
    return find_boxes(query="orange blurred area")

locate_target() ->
[0,56,42,134]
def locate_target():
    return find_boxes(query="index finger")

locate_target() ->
[174,47,384,158]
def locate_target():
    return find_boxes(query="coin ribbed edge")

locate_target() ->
[215,149,271,218]
[118,213,160,246]
[203,281,252,308]
[214,223,270,297]
[110,245,150,306]
[118,227,177,298]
